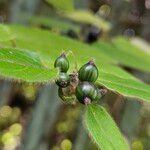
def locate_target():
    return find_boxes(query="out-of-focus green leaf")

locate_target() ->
[46,0,74,12]
[113,37,150,72]
[131,37,150,53]
[93,37,150,73]
[0,48,57,82]
[85,104,129,150]
[1,25,150,102]
[0,24,15,42]
[65,10,111,31]
[7,25,115,66]
[30,16,80,32]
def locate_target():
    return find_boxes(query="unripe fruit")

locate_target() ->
[78,60,98,83]
[55,73,70,88]
[75,82,100,105]
[54,53,69,73]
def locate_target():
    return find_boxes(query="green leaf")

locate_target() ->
[131,37,150,53]
[0,48,57,82]
[0,47,42,67]
[93,37,150,73]
[8,25,115,65]
[65,10,111,31]
[98,70,150,102]
[84,104,129,150]
[46,0,74,12]
[113,37,150,72]
[1,25,150,102]
[0,24,15,42]
[30,15,80,32]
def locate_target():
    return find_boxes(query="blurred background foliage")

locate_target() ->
[0,0,150,150]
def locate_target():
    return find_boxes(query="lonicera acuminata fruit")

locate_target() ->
[55,72,70,88]
[54,53,69,73]
[78,60,98,83]
[75,81,100,105]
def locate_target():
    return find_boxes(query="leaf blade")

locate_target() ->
[0,48,57,82]
[97,65,150,102]
[46,0,74,12]
[0,24,15,42]
[93,37,150,73]
[85,104,129,150]
[65,10,110,31]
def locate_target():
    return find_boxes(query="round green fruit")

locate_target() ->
[78,60,98,83]
[75,82,100,105]
[55,73,70,88]
[54,53,69,73]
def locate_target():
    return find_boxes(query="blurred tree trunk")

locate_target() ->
[73,111,89,150]
[120,68,150,143]
[22,83,61,150]
[9,0,40,23]
[0,0,10,22]
[141,9,150,42]
[120,99,142,142]
[0,80,12,107]
[110,0,130,35]
[88,0,106,12]
[75,0,88,9]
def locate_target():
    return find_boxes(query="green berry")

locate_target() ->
[78,60,98,83]
[55,73,70,88]
[75,82,99,105]
[54,53,69,73]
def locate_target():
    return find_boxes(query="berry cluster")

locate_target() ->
[54,53,70,87]
[54,53,107,105]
